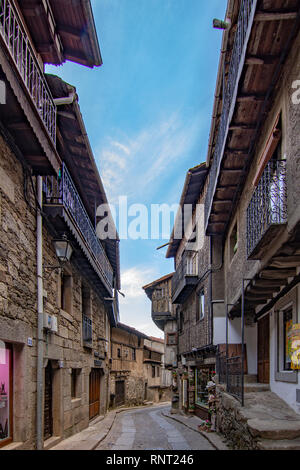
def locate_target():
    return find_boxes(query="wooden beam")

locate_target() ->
[222,168,244,173]
[245,55,278,65]
[217,184,237,189]
[57,24,83,40]
[270,256,300,269]
[260,268,296,279]
[229,123,256,130]
[213,200,233,204]
[254,278,286,288]
[254,11,298,21]
[237,94,265,102]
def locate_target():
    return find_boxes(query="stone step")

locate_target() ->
[244,374,258,384]
[248,418,300,440]
[257,438,300,450]
[244,383,270,393]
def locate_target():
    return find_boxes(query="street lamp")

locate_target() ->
[53,234,73,264]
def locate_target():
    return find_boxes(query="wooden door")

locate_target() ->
[89,369,100,420]
[258,315,270,383]
[44,362,53,440]
[115,380,125,407]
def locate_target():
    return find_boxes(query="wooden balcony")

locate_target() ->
[43,163,114,297]
[172,251,198,304]
[0,0,56,143]
[204,0,299,236]
[247,160,287,259]
[151,288,173,331]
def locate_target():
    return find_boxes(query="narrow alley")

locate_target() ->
[96,404,215,451]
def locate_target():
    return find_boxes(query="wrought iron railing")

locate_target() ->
[216,351,227,385]
[44,163,114,288]
[216,353,244,404]
[82,315,92,344]
[0,0,56,143]
[205,0,257,229]
[247,160,287,257]
[226,356,243,403]
[172,251,198,298]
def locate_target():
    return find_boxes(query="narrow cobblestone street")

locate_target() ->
[96,405,215,451]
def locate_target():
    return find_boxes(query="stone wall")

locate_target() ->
[216,388,258,450]
[0,133,111,449]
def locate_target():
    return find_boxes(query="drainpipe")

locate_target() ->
[36,176,44,450]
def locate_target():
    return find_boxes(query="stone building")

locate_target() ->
[203,0,300,449]
[143,337,172,403]
[0,0,120,450]
[164,164,231,420]
[110,323,149,408]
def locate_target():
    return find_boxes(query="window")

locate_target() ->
[82,282,91,317]
[0,342,12,448]
[132,348,136,361]
[60,273,72,313]
[117,348,121,358]
[166,333,177,346]
[229,223,238,261]
[283,308,293,371]
[195,366,215,407]
[196,290,205,322]
[152,366,156,378]
[71,369,80,399]
[179,311,184,333]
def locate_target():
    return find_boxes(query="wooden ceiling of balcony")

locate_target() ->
[17,0,102,67]
[206,0,300,235]
[0,48,60,175]
[229,220,300,319]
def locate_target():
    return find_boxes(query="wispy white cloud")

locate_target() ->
[96,110,203,205]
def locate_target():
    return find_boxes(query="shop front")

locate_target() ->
[0,341,12,448]
[194,364,215,420]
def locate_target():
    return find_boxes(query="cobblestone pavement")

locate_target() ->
[96,405,215,451]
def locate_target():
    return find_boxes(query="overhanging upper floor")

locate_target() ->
[205,0,300,236]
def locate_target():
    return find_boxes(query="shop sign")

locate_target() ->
[289,324,300,370]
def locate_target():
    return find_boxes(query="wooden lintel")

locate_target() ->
[254,11,298,21]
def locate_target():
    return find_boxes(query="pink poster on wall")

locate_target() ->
[0,342,10,442]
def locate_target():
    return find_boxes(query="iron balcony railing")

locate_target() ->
[82,315,92,344]
[205,0,257,229]
[0,0,56,143]
[217,354,244,404]
[44,163,114,288]
[172,251,198,299]
[247,160,287,258]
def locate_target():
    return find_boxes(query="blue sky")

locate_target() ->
[46,0,226,338]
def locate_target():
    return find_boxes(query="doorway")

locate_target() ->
[115,380,125,407]
[89,369,101,420]
[44,362,53,440]
[257,315,270,383]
